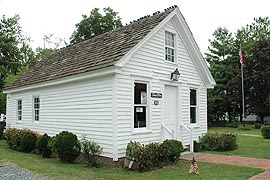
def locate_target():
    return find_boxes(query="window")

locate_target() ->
[33,97,40,121]
[165,31,175,62]
[134,82,148,128]
[190,89,197,123]
[17,99,22,121]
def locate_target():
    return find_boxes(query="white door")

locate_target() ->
[163,85,177,140]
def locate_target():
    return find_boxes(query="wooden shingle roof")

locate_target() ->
[5,7,176,90]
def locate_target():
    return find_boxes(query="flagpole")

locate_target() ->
[241,63,245,121]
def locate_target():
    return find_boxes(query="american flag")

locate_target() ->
[189,157,199,174]
[239,48,244,64]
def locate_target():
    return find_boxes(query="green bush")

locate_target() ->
[238,127,251,131]
[261,126,270,139]
[36,134,52,158]
[194,141,200,152]
[161,139,184,162]
[81,136,103,167]
[125,140,184,172]
[4,128,41,151]
[198,133,237,151]
[53,131,81,163]
[254,123,262,129]
[126,141,142,158]
[20,132,37,153]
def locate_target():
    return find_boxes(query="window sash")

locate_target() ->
[190,89,197,123]
[17,100,22,121]
[165,32,175,62]
[134,82,148,129]
[190,106,197,123]
[33,97,40,121]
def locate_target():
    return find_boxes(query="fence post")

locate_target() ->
[0,114,4,121]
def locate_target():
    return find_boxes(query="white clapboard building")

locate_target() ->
[4,6,215,161]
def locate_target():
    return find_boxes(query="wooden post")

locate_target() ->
[190,126,194,153]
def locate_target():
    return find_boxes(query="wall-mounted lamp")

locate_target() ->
[171,68,180,81]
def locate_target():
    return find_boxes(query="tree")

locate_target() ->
[70,7,122,44]
[207,17,270,123]
[206,27,240,122]
[0,15,22,90]
[244,39,270,122]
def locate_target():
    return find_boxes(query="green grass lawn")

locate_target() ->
[208,126,261,136]
[0,140,263,180]
[207,127,270,159]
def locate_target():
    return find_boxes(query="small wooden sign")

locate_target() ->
[151,93,162,98]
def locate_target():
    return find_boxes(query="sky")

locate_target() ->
[1,0,270,54]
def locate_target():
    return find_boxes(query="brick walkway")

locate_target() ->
[181,153,270,180]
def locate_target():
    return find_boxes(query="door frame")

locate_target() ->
[161,82,181,141]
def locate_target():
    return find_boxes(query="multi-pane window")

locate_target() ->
[134,83,147,128]
[190,89,197,123]
[165,31,175,62]
[33,97,40,121]
[17,99,22,121]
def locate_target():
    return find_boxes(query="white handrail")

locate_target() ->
[161,122,174,139]
[180,122,190,132]
[180,122,194,153]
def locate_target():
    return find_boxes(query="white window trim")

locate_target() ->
[131,79,152,134]
[17,99,22,122]
[32,96,40,124]
[189,87,200,126]
[164,29,177,64]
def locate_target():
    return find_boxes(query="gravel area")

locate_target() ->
[0,165,50,180]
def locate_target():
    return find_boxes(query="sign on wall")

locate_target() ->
[151,93,162,98]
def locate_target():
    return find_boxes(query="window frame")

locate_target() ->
[17,99,22,121]
[33,96,40,122]
[189,88,198,124]
[164,31,176,63]
[132,80,151,132]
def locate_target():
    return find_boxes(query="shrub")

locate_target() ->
[161,139,184,162]
[125,140,184,172]
[53,131,81,163]
[254,123,262,129]
[215,133,237,151]
[126,141,142,158]
[226,120,240,128]
[81,136,103,167]
[238,127,251,131]
[198,133,237,151]
[261,126,270,139]
[4,128,41,151]
[194,141,200,152]
[20,132,37,153]
[36,134,52,158]
[125,141,151,171]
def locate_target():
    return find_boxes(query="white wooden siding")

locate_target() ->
[116,19,208,156]
[6,77,114,158]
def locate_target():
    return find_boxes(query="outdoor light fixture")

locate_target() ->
[171,68,180,81]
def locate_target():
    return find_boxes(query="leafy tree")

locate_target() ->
[70,7,122,44]
[206,27,239,122]
[0,15,22,90]
[35,47,55,61]
[244,39,270,122]
[207,17,270,123]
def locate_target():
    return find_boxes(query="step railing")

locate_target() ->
[161,122,174,139]
[180,122,194,153]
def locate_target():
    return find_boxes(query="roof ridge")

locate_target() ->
[67,5,178,48]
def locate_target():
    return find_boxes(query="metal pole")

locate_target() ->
[241,64,245,121]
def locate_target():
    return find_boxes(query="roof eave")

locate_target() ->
[3,66,121,94]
